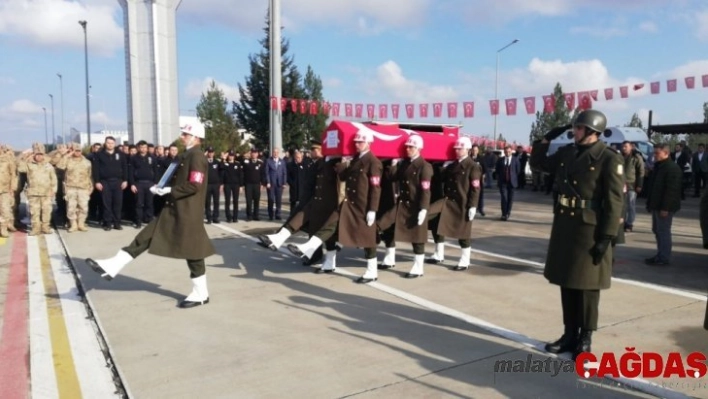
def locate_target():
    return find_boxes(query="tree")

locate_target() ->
[196,80,246,154]
[704,102,708,123]
[625,113,644,129]
[234,13,326,152]
[529,82,572,142]
[300,66,328,147]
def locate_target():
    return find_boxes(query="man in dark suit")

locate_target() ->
[692,143,708,197]
[496,145,520,221]
[671,143,690,200]
[265,147,287,220]
[287,150,310,215]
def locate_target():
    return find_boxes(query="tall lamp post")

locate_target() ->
[49,94,55,145]
[57,73,65,144]
[493,39,519,150]
[42,107,48,145]
[79,20,91,148]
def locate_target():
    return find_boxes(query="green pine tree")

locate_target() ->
[196,80,246,154]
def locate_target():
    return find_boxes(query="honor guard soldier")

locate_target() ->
[424,136,482,270]
[222,151,243,222]
[19,143,57,235]
[0,146,18,237]
[204,147,222,223]
[92,136,128,230]
[242,149,264,221]
[56,143,93,232]
[258,140,339,269]
[129,140,157,228]
[287,130,383,283]
[374,156,401,270]
[86,122,216,308]
[529,109,624,360]
[376,135,433,278]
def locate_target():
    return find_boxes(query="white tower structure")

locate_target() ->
[118,0,180,145]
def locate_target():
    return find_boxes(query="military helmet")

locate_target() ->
[573,109,607,134]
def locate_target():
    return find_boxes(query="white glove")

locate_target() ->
[150,187,171,196]
[325,156,332,162]
[391,158,402,166]
[342,156,353,163]
[443,161,453,167]
[467,207,477,221]
[149,186,159,195]
[366,211,375,226]
[417,209,427,226]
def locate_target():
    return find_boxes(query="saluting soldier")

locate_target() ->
[19,143,57,236]
[424,136,482,270]
[287,130,383,283]
[258,140,339,269]
[376,135,433,278]
[56,143,93,232]
[86,122,216,309]
[0,146,18,237]
[222,151,243,223]
[242,149,264,221]
[529,109,624,360]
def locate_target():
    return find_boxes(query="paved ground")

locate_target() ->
[1,188,707,398]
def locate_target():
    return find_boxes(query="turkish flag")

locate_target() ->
[355,104,363,118]
[463,102,474,118]
[299,99,307,114]
[332,103,341,117]
[604,88,614,100]
[667,79,677,92]
[685,76,695,89]
[590,90,598,101]
[523,97,535,114]
[391,104,400,119]
[564,93,575,110]
[633,83,644,91]
[433,103,443,118]
[366,104,375,119]
[344,103,353,117]
[270,96,279,110]
[620,86,628,98]
[650,82,660,94]
[322,102,331,115]
[578,92,592,110]
[309,100,319,115]
[405,104,415,119]
[419,103,429,118]
[505,98,517,116]
[379,104,388,119]
[702,74,708,88]
[542,95,554,113]
[290,99,298,112]
[447,102,458,118]
[489,100,499,115]
[280,98,288,112]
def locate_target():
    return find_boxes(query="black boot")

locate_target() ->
[544,326,578,354]
[572,329,592,360]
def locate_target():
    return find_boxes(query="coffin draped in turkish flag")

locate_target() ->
[320,120,460,162]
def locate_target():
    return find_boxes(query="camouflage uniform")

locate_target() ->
[57,143,93,232]
[18,143,57,235]
[0,146,18,237]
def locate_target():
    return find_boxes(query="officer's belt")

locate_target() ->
[558,196,600,210]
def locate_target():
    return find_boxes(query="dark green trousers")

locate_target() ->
[315,218,376,259]
[121,220,206,278]
[560,287,600,330]
[380,225,425,254]
[432,233,471,248]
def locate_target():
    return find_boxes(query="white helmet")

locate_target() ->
[353,130,374,143]
[404,134,424,149]
[453,136,472,150]
[181,122,205,139]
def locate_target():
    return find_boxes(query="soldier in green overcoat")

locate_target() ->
[529,109,625,360]
[86,122,216,309]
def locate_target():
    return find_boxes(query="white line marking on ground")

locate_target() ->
[212,224,690,399]
[45,234,120,398]
[27,236,59,399]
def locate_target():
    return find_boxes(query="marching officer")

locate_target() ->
[287,130,383,283]
[376,135,433,278]
[374,157,401,270]
[56,143,93,232]
[242,149,264,221]
[424,136,482,270]
[258,140,339,269]
[222,151,243,223]
[529,109,624,360]
[86,122,216,309]
[19,143,57,235]
[129,140,157,228]
[204,147,222,223]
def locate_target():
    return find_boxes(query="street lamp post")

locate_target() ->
[49,94,55,145]
[79,20,91,148]
[57,73,65,144]
[42,107,48,145]
[493,39,519,150]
